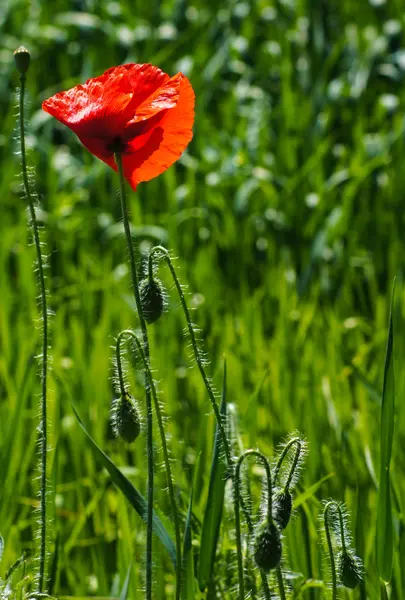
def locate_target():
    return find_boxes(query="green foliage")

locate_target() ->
[1,0,405,598]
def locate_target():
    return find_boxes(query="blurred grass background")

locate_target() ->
[1,0,405,597]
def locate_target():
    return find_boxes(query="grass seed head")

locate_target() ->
[253,521,282,572]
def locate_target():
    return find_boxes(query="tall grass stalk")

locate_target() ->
[16,52,49,594]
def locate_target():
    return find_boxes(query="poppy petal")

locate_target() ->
[124,72,182,127]
[42,66,138,138]
[122,74,195,189]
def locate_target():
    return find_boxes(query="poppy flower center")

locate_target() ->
[107,136,128,154]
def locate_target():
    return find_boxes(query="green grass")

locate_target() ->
[1,0,405,598]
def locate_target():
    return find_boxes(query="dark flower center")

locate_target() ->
[107,136,128,153]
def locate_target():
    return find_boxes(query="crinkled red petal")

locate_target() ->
[122,74,195,189]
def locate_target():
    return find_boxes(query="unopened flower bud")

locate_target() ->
[112,393,141,443]
[13,46,31,74]
[338,551,363,589]
[139,277,166,324]
[273,489,292,530]
[253,521,282,572]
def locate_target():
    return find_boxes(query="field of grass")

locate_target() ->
[1,0,405,598]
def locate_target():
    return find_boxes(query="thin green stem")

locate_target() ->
[260,571,272,600]
[115,335,127,396]
[149,245,254,596]
[324,502,337,600]
[114,153,153,600]
[235,450,274,600]
[18,74,48,593]
[116,330,182,599]
[149,246,252,517]
[273,437,301,490]
[276,566,287,600]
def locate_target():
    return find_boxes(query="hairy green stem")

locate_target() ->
[235,450,274,600]
[114,154,153,600]
[276,566,287,600]
[18,73,48,593]
[324,502,338,600]
[149,245,254,595]
[115,330,182,599]
[273,437,301,490]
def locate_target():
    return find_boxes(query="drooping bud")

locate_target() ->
[139,277,166,324]
[13,46,31,74]
[338,551,363,589]
[273,489,292,530]
[112,393,141,443]
[253,521,282,572]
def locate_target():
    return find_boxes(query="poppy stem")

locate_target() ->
[17,72,49,593]
[234,450,274,600]
[116,330,182,600]
[114,153,154,600]
[147,245,253,595]
[324,502,338,600]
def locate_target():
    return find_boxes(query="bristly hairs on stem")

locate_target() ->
[147,244,254,596]
[321,500,363,594]
[234,450,283,600]
[14,46,50,595]
[114,152,154,600]
[270,432,307,531]
[114,329,182,600]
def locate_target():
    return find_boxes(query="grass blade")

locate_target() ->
[376,281,395,583]
[182,457,199,599]
[72,405,176,567]
[198,363,227,592]
[119,560,133,600]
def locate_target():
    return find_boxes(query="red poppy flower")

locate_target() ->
[42,63,195,190]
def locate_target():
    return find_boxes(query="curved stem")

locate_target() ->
[235,450,274,600]
[324,502,337,600]
[18,73,49,593]
[114,154,153,600]
[115,334,127,397]
[149,246,253,524]
[273,437,301,490]
[116,330,182,599]
[276,565,286,600]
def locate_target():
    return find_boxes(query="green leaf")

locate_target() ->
[72,405,176,567]
[119,560,133,600]
[198,363,228,592]
[182,456,199,600]
[293,473,335,509]
[376,281,395,583]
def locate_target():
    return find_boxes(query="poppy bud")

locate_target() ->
[112,393,141,443]
[338,551,362,589]
[139,277,166,324]
[253,521,282,572]
[273,489,292,530]
[13,46,31,74]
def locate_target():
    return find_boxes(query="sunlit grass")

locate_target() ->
[1,0,405,598]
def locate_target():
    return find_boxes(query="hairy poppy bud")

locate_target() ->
[273,489,292,530]
[338,551,363,589]
[139,277,166,324]
[112,393,141,443]
[13,46,31,74]
[253,521,282,572]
